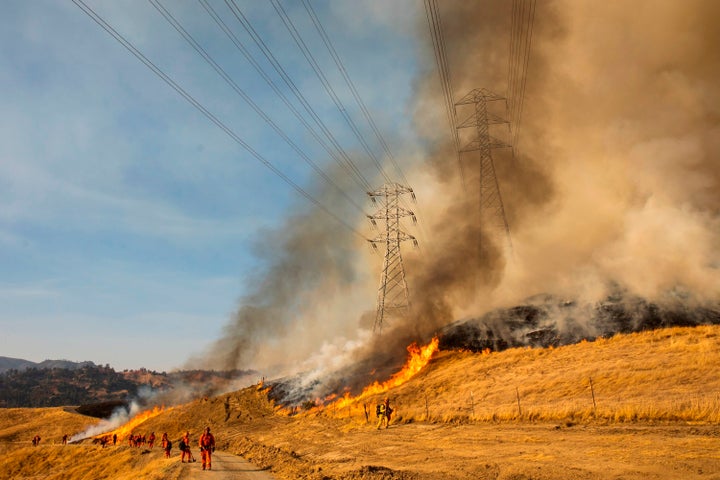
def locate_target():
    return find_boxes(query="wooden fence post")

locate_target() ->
[470,391,475,417]
[363,403,369,423]
[516,387,522,417]
[589,377,597,415]
[425,393,430,421]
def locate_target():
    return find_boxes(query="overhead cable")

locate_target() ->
[149,0,366,214]
[424,0,466,191]
[71,0,368,241]
[269,0,394,184]
[223,0,374,192]
[301,0,409,187]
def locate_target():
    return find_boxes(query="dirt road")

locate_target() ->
[227,419,720,479]
[178,451,276,480]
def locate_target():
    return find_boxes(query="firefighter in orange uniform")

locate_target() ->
[376,397,393,429]
[180,431,195,462]
[199,426,216,471]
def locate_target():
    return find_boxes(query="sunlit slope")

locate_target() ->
[1,325,718,480]
[0,407,99,443]
[0,444,183,480]
[386,325,720,423]
[0,408,182,480]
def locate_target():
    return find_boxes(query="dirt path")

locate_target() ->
[232,420,720,479]
[178,451,276,480]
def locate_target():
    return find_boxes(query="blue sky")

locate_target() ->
[0,0,423,371]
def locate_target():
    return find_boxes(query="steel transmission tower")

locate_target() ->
[367,183,418,333]
[455,88,513,253]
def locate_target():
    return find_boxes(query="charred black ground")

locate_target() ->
[267,295,720,407]
[440,295,720,352]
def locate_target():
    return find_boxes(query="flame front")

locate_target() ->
[106,405,166,441]
[333,336,439,410]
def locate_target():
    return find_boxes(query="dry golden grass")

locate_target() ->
[0,444,183,480]
[323,325,720,425]
[2,325,720,480]
[0,407,99,444]
[0,406,185,480]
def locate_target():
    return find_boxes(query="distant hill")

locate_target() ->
[0,356,36,374]
[0,360,257,409]
[0,356,96,374]
[0,364,138,408]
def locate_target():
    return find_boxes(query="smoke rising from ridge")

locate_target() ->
[404,0,720,331]
[203,1,720,395]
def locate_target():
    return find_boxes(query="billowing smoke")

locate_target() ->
[70,400,144,442]
[201,0,720,401]
[195,166,381,377]
[403,0,720,334]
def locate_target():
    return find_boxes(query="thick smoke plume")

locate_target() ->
[202,0,720,402]
[404,0,720,335]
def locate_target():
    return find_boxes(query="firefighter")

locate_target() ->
[180,431,195,463]
[148,432,156,448]
[199,426,216,471]
[376,397,393,429]
[161,432,172,458]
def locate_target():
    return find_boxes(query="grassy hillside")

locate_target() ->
[0,407,99,444]
[1,325,719,480]
[377,324,720,424]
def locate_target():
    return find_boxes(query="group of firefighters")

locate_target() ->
[145,428,216,470]
[32,427,216,471]
[158,428,216,470]
[30,396,393,472]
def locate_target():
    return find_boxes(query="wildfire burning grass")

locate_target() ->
[2,326,720,480]
[102,405,168,442]
[329,336,440,411]
[321,325,720,425]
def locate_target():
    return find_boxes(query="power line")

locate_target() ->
[223,0,374,192]
[199,0,372,194]
[148,0,366,214]
[299,1,432,249]
[424,0,466,191]
[269,0,394,184]
[301,0,409,187]
[513,0,536,151]
[506,0,536,155]
[71,0,367,241]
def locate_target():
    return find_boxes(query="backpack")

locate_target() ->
[376,404,385,417]
[167,440,172,450]
[179,440,186,450]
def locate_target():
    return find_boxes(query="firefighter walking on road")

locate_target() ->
[376,397,393,429]
[199,426,216,471]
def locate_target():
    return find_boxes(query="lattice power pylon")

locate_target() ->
[455,88,513,254]
[367,183,418,333]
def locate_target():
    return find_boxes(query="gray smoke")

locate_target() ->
[200,0,720,400]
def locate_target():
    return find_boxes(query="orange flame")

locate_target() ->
[105,405,167,441]
[333,336,439,410]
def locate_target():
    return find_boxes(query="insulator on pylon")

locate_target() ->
[412,215,417,224]
[411,191,417,202]
[412,239,419,248]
